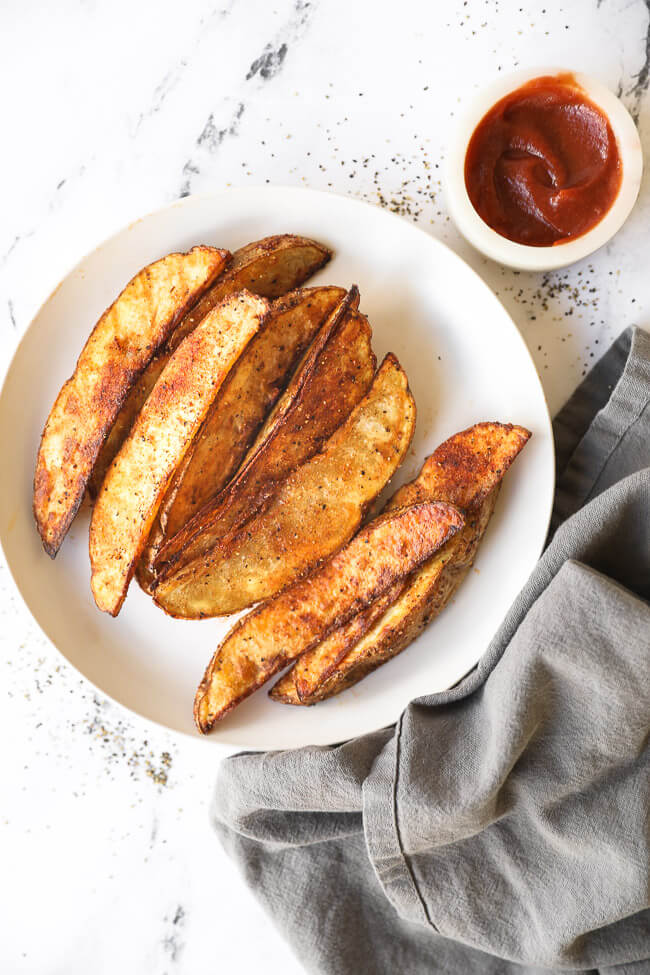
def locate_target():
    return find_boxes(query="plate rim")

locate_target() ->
[0,184,555,750]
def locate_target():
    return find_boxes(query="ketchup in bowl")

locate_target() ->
[464,73,622,247]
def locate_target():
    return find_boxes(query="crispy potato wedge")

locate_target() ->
[137,285,355,592]
[153,354,416,618]
[238,288,360,463]
[194,501,465,730]
[271,422,530,704]
[153,295,376,583]
[271,492,498,704]
[288,581,406,701]
[89,291,267,616]
[388,421,531,512]
[89,234,332,496]
[146,287,360,586]
[33,246,229,557]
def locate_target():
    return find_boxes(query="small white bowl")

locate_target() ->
[446,68,643,271]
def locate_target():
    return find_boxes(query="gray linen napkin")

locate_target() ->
[212,327,650,975]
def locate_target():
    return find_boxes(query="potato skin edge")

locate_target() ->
[34,246,230,557]
[270,421,531,705]
[88,291,268,616]
[194,500,464,732]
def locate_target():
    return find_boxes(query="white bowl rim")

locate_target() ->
[445,67,644,271]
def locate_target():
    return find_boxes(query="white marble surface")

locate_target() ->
[2,1,649,972]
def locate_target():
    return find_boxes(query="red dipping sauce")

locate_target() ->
[464,74,622,247]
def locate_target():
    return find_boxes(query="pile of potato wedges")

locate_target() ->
[34,234,530,733]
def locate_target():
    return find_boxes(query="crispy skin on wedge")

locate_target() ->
[136,285,354,592]
[288,581,406,701]
[153,354,416,618]
[153,297,376,583]
[271,422,530,704]
[238,288,360,462]
[149,288,360,583]
[194,502,465,730]
[89,292,267,616]
[272,491,499,705]
[89,235,332,496]
[33,246,229,557]
[389,422,531,512]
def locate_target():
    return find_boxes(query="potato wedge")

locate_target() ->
[153,296,376,583]
[137,285,355,592]
[194,501,465,730]
[146,287,360,586]
[89,234,332,496]
[33,246,229,556]
[153,354,416,618]
[288,581,407,702]
[272,492,499,705]
[89,291,267,616]
[271,422,530,704]
[387,421,531,513]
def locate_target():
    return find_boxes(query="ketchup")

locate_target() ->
[464,74,622,246]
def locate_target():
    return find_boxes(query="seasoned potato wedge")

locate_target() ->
[288,581,406,701]
[137,285,353,592]
[89,291,267,616]
[387,421,531,512]
[153,354,416,618]
[33,246,229,556]
[153,295,376,582]
[272,493,498,705]
[89,235,332,496]
[194,501,465,730]
[271,422,530,704]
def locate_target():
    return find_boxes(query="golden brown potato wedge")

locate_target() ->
[89,291,267,616]
[272,492,498,705]
[194,501,465,730]
[288,581,407,702]
[153,294,376,584]
[33,246,229,557]
[153,354,416,618]
[387,421,531,512]
[136,285,355,592]
[145,287,359,586]
[88,234,332,496]
[271,422,530,704]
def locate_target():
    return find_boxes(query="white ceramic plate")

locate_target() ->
[0,186,554,749]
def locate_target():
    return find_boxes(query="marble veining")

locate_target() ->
[246,42,289,81]
[611,0,650,119]
[245,0,317,82]
[2,1,650,972]
[181,101,246,197]
[179,0,317,198]
[135,60,190,134]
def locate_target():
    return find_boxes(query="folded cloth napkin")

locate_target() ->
[212,327,650,975]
